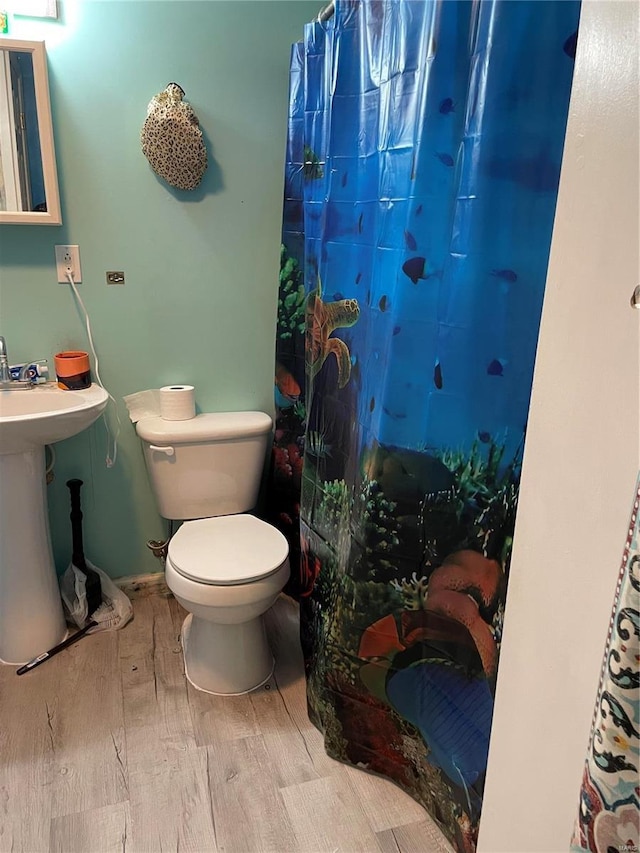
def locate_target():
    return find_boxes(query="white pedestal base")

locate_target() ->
[181,613,274,695]
[0,449,67,664]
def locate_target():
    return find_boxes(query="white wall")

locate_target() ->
[478,2,639,850]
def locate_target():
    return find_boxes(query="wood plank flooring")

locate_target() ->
[0,588,453,853]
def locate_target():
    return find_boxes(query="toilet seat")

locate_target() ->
[168,514,289,586]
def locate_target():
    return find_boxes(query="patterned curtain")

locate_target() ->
[571,477,640,853]
[265,2,580,850]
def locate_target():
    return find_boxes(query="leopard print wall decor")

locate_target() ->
[141,83,208,191]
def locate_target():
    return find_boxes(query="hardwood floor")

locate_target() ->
[0,588,453,853]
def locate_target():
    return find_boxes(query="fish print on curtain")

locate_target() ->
[571,477,640,853]
[265,40,308,597]
[266,1,581,850]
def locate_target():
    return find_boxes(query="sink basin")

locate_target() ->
[0,382,109,664]
[0,383,108,454]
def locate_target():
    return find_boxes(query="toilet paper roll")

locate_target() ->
[160,385,196,420]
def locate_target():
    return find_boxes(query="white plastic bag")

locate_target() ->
[60,560,133,633]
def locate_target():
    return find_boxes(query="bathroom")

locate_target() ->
[0,1,638,852]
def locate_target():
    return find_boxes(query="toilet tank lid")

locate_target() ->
[136,411,272,444]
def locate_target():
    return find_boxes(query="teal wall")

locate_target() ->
[0,1,317,578]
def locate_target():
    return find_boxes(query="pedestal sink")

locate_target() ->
[0,384,108,664]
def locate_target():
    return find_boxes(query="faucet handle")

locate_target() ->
[13,360,49,383]
[17,364,34,382]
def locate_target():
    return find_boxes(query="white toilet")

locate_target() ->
[136,411,290,695]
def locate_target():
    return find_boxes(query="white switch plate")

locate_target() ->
[54,245,82,283]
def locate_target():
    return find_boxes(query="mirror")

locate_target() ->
[0,38,61,224]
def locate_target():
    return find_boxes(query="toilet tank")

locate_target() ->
[136,411,273,520]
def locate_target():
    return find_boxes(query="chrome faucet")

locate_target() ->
[0,336,10,383]
[0,337,34,390]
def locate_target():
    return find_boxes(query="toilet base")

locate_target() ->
[181,613,274,695]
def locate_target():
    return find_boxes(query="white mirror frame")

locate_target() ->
[0,38,61,225]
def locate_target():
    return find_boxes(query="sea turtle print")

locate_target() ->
[305,276,360,388]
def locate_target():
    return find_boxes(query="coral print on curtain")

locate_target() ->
[266,1,581,850]
[571,477,640,853]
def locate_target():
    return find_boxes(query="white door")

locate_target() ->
[478,1,640,850]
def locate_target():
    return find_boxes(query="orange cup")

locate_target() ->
[54,351,91,390]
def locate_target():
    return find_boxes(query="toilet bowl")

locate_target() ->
[135,411,290,696]
[165,514,290,694]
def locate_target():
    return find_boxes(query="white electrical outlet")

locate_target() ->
[54,245,82,283]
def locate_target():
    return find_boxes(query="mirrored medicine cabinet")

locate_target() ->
[0,38,61,225]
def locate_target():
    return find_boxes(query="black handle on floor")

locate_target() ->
[16,622,97,675]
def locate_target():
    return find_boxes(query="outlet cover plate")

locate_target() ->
[54,245,82,283]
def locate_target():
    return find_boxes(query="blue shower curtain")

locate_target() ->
[267,2,580,849]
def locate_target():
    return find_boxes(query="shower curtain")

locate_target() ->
[266,1,580,849]
[571,476,640,853]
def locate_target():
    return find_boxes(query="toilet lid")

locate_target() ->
[168,514,289,585]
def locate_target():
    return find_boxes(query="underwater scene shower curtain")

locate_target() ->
[266,1,581,849]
